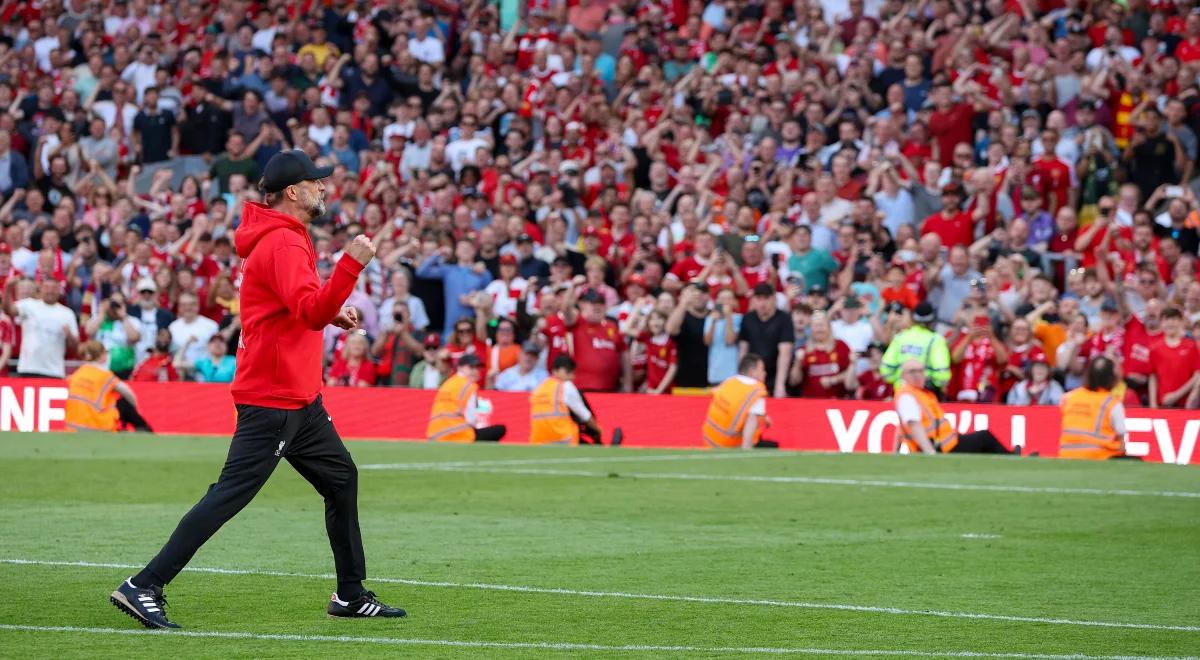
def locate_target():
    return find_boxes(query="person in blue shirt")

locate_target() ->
[194,335,237,383]
[415,237,493,339]
[704,288,742,385]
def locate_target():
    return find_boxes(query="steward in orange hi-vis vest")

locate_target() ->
[895,382,959,453]
[65,363,122,432]
[426,373,479,442]
[893,358,1013,454]
[426,354,508,443]
[1059,388,1123,459]
[529,377,580,445]
[703,375,767,448]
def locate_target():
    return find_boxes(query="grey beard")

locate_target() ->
[305,195,326,219]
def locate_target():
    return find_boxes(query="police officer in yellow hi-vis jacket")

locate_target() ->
[703,354,779,449]
[1059,356,1134,460]
[425,354,506,442]
[894,359,1012,454]
[65,340,153,432]
[529,355,602,446]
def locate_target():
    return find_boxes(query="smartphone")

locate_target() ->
[1165,185,1185,199]
[972,316,990,330]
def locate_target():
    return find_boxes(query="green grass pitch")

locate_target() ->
[0,432,1197,659]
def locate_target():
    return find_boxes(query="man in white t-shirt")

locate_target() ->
[830,296,876,371]
[445,115,489,172]
[11,279,78,377]
[407,17,445,65]
[168,292,219,370]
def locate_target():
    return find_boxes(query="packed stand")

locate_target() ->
[2,0,1200,410]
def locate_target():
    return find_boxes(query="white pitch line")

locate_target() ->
[2,559,1196,633]
[360,451,779,470]
[372,464,1200,499]
[0,625,1192,659]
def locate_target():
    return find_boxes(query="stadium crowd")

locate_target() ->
[2,0,1200,410]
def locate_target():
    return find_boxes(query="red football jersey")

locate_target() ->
[570,318,626,392]
[798,341,851,399]
[1149,337,1200,407]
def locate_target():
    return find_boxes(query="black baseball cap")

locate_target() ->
[457,354,482,367]
[579,288,605,303]
[259,149,334,193]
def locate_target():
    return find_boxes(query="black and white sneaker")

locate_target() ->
[327,591,407,618]
[110,578,181,629]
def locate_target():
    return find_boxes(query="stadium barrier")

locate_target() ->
[2,378,1196,464]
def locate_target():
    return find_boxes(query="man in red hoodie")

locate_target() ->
[111,151,406,629]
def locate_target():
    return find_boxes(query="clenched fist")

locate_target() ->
[344,234,381,266]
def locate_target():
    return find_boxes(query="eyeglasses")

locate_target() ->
[1138,278,1156,286]
[1099,206,1114,214]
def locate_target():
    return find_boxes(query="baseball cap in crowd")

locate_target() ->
[1020,185,1041,201]
[499,254,517,266]
[807,284,827,296]
[0,243,11,254]
[136,277,157,293]
[752,282,775,298]
[581,225,600,238]
[913,301,936,323]
[1020,109,1041,122]
[521,340,541,355]
[1028,347,1049,364]
[1100,298,1120,313]
[423,334,441,349]
[517,233,534,244]
[259,149,334,193]
[625,273,648,291]
[457,354,482,368]
[579,288,605,303]
[551,255,571,269]
[843,296,863,309]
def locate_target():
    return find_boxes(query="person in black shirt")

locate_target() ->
[1152,197,1200,255]
[132,87,176,164]
[666,282,711,388]
[738,283,795,398]
[178,90,231,157]
[1123,107,1184,202]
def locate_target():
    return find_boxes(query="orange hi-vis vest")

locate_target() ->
[1059,387,1122,460]
[529,377,579,445]
[896,383,959,453]
[702,376,767,448]
[426,373,477,443]
[65,363,121,432]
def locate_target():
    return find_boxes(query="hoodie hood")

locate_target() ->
[235,202,309,258]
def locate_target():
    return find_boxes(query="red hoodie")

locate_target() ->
[231,202,364,408]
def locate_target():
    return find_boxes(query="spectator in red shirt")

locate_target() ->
[950,309,1009,402]
[1148,307,1200,409]
[1084,298,1126,362]
[922,182,974,249]
[566,288,631,393]
[856,342,892,401]
[789,313,853,399]
[928,83,975,166]
[1122,298,1164,391]
[130,328,180,382]
[630,310,678,395]
[327,332,377,388]
[1028,128,1074,214]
